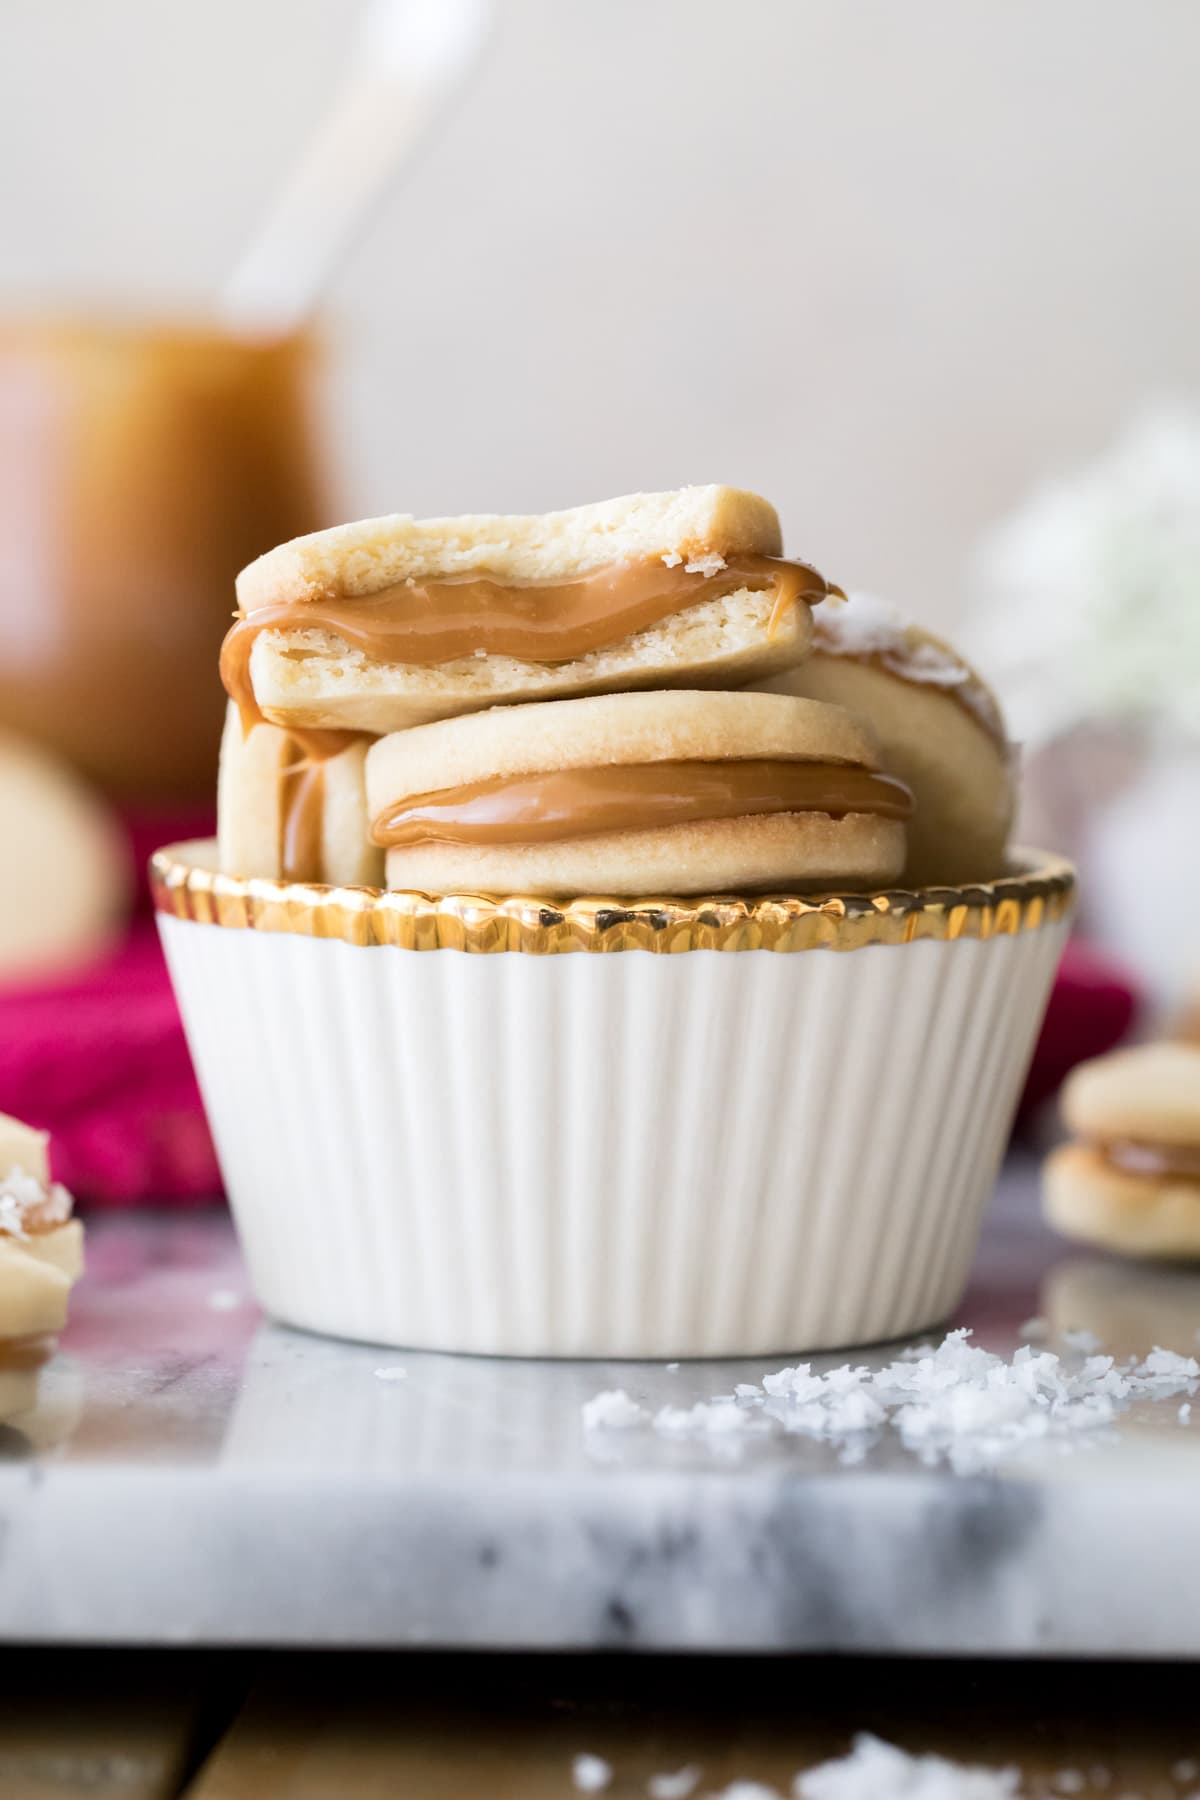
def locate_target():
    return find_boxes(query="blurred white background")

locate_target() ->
[2,0,1198,628]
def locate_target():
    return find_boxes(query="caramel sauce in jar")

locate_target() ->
[0,321,326,798]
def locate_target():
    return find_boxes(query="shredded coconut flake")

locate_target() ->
[795,1734,1021,1799]
[373,1365,408,1382]
[683,552,726,577]
[582,1389,647,1430]
[573,1753,614,1792]
[1018,1316,1049,1341]
[1062,1328,1102,1354]
[647,1767,703,1799]
[0,1167,43,1237]
[1135,1347,1200,1384]
[661,550,683,568]
[654,1400,765,1437]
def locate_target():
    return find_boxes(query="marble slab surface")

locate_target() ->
[2,1155,1199,1654]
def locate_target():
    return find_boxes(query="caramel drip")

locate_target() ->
[1102,1139,1200,1183]
[220,553,840,762]
[372,760,913,849]
[280,755,327,882]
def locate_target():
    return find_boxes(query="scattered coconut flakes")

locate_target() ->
[1181,1402,1192,1424]
[683,552,726,577]
[1062,1328,1102,1354]
[582,1389,647,1430]
[592,1327,1200,1474]
[648,1767,703,1799]
[0,1167,43,1237]
[1018,1316,1049,1342]
[794,1734,1021,1799]
[573,1753,613,1792]
[373,1365,408,1382]
[661,550,683,568]
[207,1289,241,1312]
[654,1400,766,1436]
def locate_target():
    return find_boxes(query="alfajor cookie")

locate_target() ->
[222,486,840,739]
[365,688,912,898]
[1043,1043,1200,1259]
[217,704,384,886]
[0,1112,84,1338]
[754,592,1014,887]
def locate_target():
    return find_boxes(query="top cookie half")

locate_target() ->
[223,487,838,734]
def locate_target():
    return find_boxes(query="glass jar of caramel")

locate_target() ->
[0,322,327,799]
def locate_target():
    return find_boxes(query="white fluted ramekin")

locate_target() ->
[153,843,1073,1358]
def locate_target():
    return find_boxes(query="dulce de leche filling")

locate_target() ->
[280,756,327,883]
[1100,1139,1200,1184]
[220,553,840,759]
[371,759,914,849]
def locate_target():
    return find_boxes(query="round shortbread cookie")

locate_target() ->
[217,705,383,887]
[1043,1142,1200,1260]
[0,1222,85,1339]
[1060,1043,1200,1147]
[367,688,880,801]
[238,485,785,608]
[367,689,905,899]
[754,594,1014,887]
[383,811,906,899]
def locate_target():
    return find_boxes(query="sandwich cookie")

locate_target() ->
[754,592,1014,886]
[217,705,384,886]
[1044,1043,1200,1259]
[366,688,912,898]
[0,1112,84,1339]
[222,486,840,742]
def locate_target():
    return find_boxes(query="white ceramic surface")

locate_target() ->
[159,908,1069,1357]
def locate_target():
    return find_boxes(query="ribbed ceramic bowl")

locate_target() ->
[153,842,1074,1358]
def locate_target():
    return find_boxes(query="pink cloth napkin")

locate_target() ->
[0,808,223,1206]
[1018,935,1139,1121]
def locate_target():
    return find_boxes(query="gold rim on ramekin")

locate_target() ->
[151,842,1075,955]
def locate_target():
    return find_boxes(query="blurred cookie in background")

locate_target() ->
[0,1110,84,1339]
[1044,1042,1200,1259]
[0,728,129,984]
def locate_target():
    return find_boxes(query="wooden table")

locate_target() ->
[3,1652,1197,1797]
